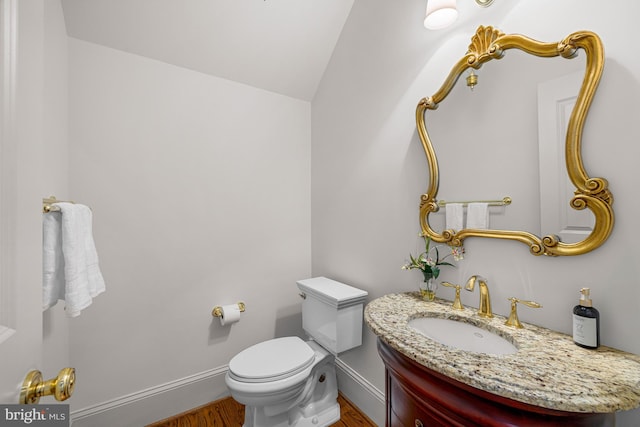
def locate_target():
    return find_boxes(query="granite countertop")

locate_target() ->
[365,292,640,413]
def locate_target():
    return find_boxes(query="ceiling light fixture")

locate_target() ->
[424,0,495,30]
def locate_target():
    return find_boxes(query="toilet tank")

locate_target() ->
[296,277,368,355]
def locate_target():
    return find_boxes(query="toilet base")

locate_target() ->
[236,341,340,427]
[243,401,339,427]
[298,402,340,427]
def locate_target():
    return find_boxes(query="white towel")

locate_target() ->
[445,203,464,231]
[466,203,489,229]
[43,202,105,317]
[43,210,65,308]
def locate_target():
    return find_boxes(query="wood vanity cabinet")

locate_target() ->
[377,339,615,427]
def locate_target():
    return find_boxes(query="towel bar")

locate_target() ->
[437,196,511,207]
[43,196,75,213]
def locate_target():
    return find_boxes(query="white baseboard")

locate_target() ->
[70,366,230,427]
[335,357,385,426]
[70,360,385,427]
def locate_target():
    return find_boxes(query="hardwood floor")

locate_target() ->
[147,393,376,427]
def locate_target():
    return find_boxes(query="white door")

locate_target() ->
[0,0,46,403]
[538,70,595,243]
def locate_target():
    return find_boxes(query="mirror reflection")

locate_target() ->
[426,50,587,239]
[417,26,613,256]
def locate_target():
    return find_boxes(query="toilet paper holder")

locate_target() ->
[212,302,246,318]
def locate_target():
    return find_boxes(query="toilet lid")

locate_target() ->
[228,336,315,383]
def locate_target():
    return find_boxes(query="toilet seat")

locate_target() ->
[228,336,315,383]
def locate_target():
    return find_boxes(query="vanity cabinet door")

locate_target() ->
[389,374,467,427]
[378,339,615,427]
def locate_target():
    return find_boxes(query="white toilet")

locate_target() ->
[225,277,368,427]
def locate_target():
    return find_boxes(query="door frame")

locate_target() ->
[0,0,45,404]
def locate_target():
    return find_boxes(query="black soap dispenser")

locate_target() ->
[572,288,600,349]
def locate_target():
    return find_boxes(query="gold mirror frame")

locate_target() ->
[417,26,613,256]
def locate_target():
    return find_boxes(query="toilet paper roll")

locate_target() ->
[219,304,241,326]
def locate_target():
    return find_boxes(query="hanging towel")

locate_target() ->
[466,202,489,230]
[43,210,65,308]
[43,202,105,317]
[445,203,464,231]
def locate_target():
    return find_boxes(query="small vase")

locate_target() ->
[419,277,438,301]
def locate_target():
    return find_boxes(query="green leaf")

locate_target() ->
[409,254,418,265]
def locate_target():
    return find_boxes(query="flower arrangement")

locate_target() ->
[402,234,464,299]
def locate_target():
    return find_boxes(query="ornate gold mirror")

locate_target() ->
[417,26,613,256]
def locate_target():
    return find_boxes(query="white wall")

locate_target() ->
[312,0,640,425]
[66,38,311,423]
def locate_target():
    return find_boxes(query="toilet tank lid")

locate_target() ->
[297,277,368,308]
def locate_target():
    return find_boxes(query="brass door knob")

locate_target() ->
[20,368,75,404]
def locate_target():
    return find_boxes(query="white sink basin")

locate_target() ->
[408,317,518,355]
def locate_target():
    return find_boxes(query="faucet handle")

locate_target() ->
[440,282,464,310]
[505,297,542,329]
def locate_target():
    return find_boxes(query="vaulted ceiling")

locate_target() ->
[61,0,355,101]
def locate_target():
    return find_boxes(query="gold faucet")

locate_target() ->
[441,282,464,310]
[505,297,542,328]
[465,275,493,318]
